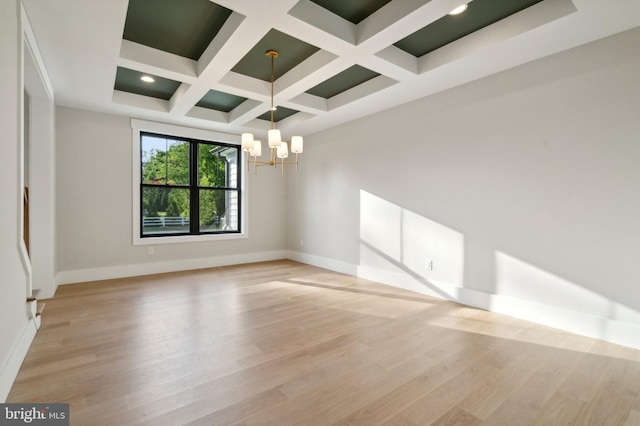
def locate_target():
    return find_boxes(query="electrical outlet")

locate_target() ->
[148,247,154,255]
[300,240,304,248]
[425,259,433,271]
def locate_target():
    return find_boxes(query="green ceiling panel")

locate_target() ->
[306,65,380,99]
[196,90,247,112]
[231,29,319,82]
[394,0,544,57]
[114,67,181,100]
[256,106,299,123]
[123,0,232,60]
[309,0,392,24]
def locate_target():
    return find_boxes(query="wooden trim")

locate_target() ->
[23,187,29,256]
[35,302,45,317]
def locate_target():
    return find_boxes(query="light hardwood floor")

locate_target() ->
[8,260,640,425]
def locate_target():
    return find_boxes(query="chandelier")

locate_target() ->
[241,49,303,175]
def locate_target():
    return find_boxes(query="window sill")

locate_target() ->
[133,232,247,246]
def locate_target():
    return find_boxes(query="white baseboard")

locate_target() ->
[485,293,640,350]
[0,320,37,402]
[288,252,358,276]
[54,250,640,350]
[356,265,462,301]
[56,250,290,285]
[292,251,640,351]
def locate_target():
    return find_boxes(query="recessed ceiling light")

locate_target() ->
[140,75,155,83]
[448,4,468,15]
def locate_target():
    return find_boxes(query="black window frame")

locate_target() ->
[139,131,242,238]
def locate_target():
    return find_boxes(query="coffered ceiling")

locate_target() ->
[22,0,640,141]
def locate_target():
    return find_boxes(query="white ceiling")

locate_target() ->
[22,0,640,141]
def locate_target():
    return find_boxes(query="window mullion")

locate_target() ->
[190,141,199,234]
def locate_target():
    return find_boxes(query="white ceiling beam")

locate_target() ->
[23,0,640,137]
[118,40,198,83]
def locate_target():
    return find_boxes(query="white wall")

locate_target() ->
[0,0,37,401]
[55,107,289,283]
[289,27,640,349]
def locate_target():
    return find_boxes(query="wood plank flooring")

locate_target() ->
[8,260,640,425]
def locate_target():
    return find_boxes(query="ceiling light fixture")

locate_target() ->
[448,4,468,15]
[140,75,155,83]
[241,50,303,175]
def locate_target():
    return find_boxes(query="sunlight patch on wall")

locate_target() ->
[360,190,402,262]
[495,251,640,323]
[359,190,464,298]
[402,208,464,288]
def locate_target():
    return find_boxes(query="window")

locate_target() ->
[132,120,245,245]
